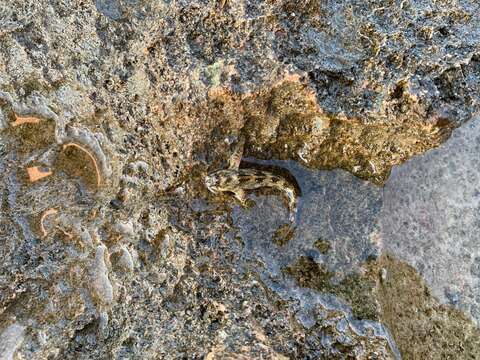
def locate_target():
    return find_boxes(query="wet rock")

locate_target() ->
[113,220,135,237]
[240,78,453,184]
[90,245,114,306]
[1,0,479,358]
[95,0,124,21]
[112,245,134,272]
[0,323,25,360]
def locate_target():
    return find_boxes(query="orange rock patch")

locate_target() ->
[27,166,53,182]
[11,114,42,127]
[40,208,58,238]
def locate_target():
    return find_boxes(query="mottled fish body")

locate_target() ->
[205,168,298,222]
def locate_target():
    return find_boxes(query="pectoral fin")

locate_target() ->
[233,189,246,205]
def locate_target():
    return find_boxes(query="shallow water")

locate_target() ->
[234,158,382,281]
[382,117,480,325]
[218,115,480,355]
[228,158,400,357]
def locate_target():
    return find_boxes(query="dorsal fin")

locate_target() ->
[228,135,245,170]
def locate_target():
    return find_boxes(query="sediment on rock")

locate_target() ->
[1,0,480,358]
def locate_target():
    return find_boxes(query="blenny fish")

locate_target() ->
[205,137,299,222]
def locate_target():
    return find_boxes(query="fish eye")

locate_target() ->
[205,175,217,185]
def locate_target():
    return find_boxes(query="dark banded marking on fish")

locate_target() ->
[205,168,298,222]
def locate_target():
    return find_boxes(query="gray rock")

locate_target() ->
[0,324,25,360]
[1,0,479,358]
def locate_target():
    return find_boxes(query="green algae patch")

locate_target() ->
[285,253,480,358]
[313,238,331,254]
[241,78,453,185]
[377,254,480,359]
[283,256,379,321]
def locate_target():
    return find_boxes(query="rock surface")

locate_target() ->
[0,0,480,359]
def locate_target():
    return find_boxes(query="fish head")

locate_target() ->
[204,172,222,193]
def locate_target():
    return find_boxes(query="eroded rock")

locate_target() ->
[90,245,114,306]
[0,323,25,360]
[1,0,479,358]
